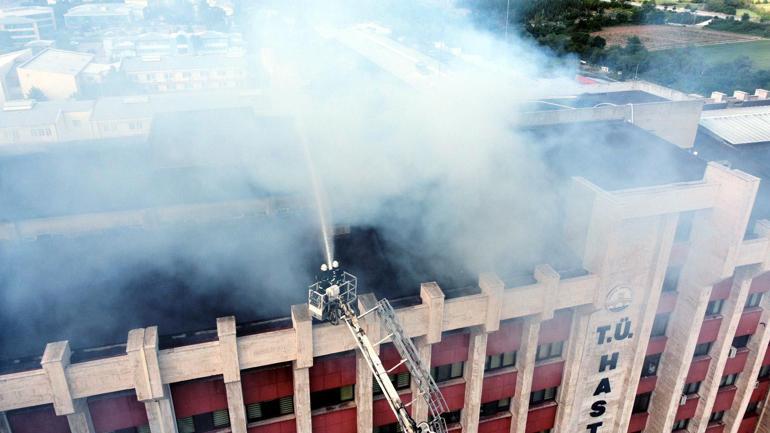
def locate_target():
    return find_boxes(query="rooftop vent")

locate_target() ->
[3,99,36,111]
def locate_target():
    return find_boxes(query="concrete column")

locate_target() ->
[1,412,12,433]
[479,273,504,333]
[552,305,593,433]
[144,386,178,433]
[509,317,541,433]
[724,276,770,433]
[356,294,379,433]
[217,316,246,433]
[291,303,313,433]
[756,395,770,433]
[688,269,754,433]
[410,336,433,423]
[292,364,312,433]
[66,399,96,433]
[41,341,75,415]
[460,327,489,433]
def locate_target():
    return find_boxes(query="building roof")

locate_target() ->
[0,99,93,128]
[17,49,94,76]
[0,6,53,18]
[90,90,264,121]
[64,3,142,17]
[0,16,34,25]
[700,105,770,145]
[120,54,246,73]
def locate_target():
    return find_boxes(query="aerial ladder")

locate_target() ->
[308,261,449,433]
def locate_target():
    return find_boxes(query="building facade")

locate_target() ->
[63,4,145,31]
[121,54,248,93]
[0,7,56,40]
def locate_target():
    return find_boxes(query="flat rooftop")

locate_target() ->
[18,49,93,76]
[523,90,669,112]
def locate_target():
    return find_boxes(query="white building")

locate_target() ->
[121,53,248,92]
[16,49,94,100]
[64,3,145,30]
[0,6,56,38]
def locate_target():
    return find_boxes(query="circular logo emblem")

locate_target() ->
[606,286,632,312]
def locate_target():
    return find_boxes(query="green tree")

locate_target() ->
[27,87,47,101]
[742,12,751,21]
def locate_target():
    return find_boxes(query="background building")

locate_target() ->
[16,49,94,100]
[0,6,56,39]
[121,53,247,92]
[64,4,145,31]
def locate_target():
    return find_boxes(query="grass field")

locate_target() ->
[594,25,763,50]
[684,39,770,68]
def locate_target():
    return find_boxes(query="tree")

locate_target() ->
[27,87,47,101]
[742,12,751,21]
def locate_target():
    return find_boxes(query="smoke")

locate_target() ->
[0,0,588,359]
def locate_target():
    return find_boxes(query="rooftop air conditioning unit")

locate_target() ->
[679,395,688,406]
[729,346,738,358]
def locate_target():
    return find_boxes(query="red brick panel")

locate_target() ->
[657,291,678,314]
[478,416,512,433]
[242,366,294,404]
[7,405,70,433]
[712,387,737,412]
[687,357,711,383]
[723,349,749,376]
[751,380,770,402]
[737,415,759,433]
[379,344,408,374]
[481,372,516,403]
[89,394,148,433]
[431,333,470,366]
[531,361,564,391]
[675,396,699,420]
[309,354,356,393]
[538,311,573,345]
[247,418,296,433]
[171,378,228,418]
[637,376,657,395]
[373,393,412,426]
[750,272,770,294]
[440,383,466,411]
[711,278,733,300]
[487,321,523,356]
[764,344,770,365]
[311,407,356,433]
[646,337,667,355]
[735,309,762,337]
[698,317,722,344]
[525,402,557,433]
[627,413,648,432]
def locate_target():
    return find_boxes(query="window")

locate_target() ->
[719,373,738,388]
[431,362,464,383]
[535,341,564,362]
[485,351,516,372]
[212,409,229,427]
[176,411,227,433]
[662,266,681,292]
[30,127,52,137]
[683,381,701,395]
[129,121,143,130]
[708,411,724,424]
[651,314,669,337]
[641,354,661,377]
[480,398,510,418]
[533,430,552,433]
[374,422,403,433]
[694,342,712,357]
[108,427,151,433]
[672,418,689,431]
[758,364,770,379]
[745,292,763,309]
[310,385,354,410]
[732,335,750,349]
[529,386,558,406]
[705,299,724,316]
[374,371,411,394]
[245,395,294,422]
[632,392,651,414]
[441,410,461,425]
[675,211,695,242]
[746,401,760,416]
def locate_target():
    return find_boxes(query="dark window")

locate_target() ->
[746,401,760,416]
[683,381,701,395]
[535,341,564,362]
[719,373,738,388]
[651,314,669,337]
[674,211,695,242]
[374,422,402,433]
[441,410,462,425]
[374,372,411,394]
[431,362,464,383]
[745,292,763,309]
[480,398,511,417]
[109,427,151,433]
[310,385,354,410]
[246,395,294,422]
[177,411,226,433]
[672,418,689,430]
[529,386,558,406]
[694,342,712,357]
[485,351,516,372]
[758,364,770,379]
[533,430,552,433]
[641,354,661,377]
[632,392,651,413]
[709,411,724,423]
[733,335,750,349]
[705,299,724,317]
[662,266,681,292]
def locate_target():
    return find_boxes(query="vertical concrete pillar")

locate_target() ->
[460,327,489,433]
[40,341,95,433]
[127,327,178,433]
[410,336,433,423]
[411,282,444,424]
[291,304,313,433]
[217,316,246,433]
[479,273,504,333]
[0,412,12,433]
[552,305,593,433]
[509,317,541,433]
[66,399,96,433]
[689,269,754,433]
[356,294,379,433]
